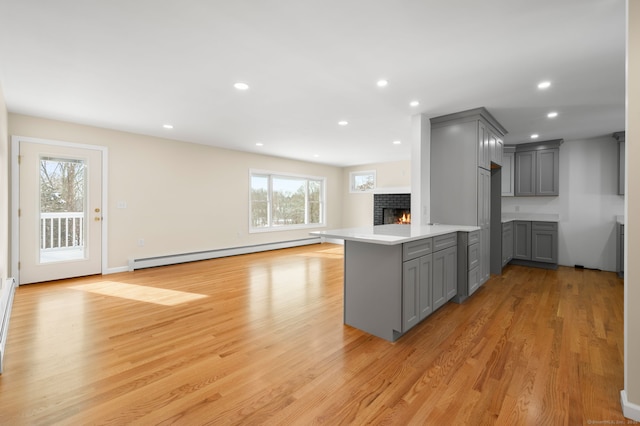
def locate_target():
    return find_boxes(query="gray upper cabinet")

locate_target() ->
[614,131,625,195]
[489,130,503,166]
[502,147,515,196]
[515,151,536,196]
[512,140,562,197]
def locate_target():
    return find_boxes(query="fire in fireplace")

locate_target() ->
[373,193,411,226]
[383,208,411,224]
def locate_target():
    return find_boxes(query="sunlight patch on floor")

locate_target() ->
[68,281,208,306]
[296,247,344,259]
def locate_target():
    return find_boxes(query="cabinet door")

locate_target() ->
[515,151,536,196]
[478,121,490,170]
[513,221,532,260]
[468,265,481,296]
[502,223,513,266]
[531,222,558,263]
[489,131,503,166]
[477,168,491,227]
[443,246,458,300]
[501,151,514,196]
[536,149,559,196]
[433,249,447,310]
[419,255,433,320]
[402,258,420,332]
[496,138,504,166]
[480,227,490,284]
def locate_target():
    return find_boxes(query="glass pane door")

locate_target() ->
[39,157,87,263]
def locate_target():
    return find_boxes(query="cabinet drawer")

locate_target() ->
[502,221,512,232]
[468,231,480,245]
[468,242,480,271]
[434,233,457,251]
[532,221,558,231]
[403,238,433,261]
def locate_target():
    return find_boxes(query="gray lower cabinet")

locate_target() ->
[510,220,558,267]
[454,230,481,303]
[513,221,532,260]
[344,233,459,342]
[433,245,457,310]
[502,222,513,266]
[401,233,457,334]
[531,222,558,263]
[402,255,432,332]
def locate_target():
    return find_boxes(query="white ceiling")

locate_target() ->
[0,0,626,167]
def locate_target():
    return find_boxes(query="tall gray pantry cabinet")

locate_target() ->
[430,107,507,302]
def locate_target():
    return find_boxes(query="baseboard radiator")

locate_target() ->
[128,237,322,271]
[0,277,17,374]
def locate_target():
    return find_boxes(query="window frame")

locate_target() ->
[349,170,376,193]
[249,169,326,233]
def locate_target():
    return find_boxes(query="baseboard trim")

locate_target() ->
[1,277,17,374]
[621,390,640,421]
[128,238,322,271]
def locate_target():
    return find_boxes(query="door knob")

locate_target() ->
[95,208,101,213]
[94,217,102,221]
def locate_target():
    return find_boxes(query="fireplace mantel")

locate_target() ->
[372,187,411,194]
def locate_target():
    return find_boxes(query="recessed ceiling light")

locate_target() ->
[255,142,264,147]
[547,111,558,118]
[162,124,173,129]
[313,154,320,158]
[537,81,551,89]
[410,101,420,107]
[392,140,402,145]
[531,134,540,139]
[376,79,388,87]
[338,120,349,126]
[234,82,250,90]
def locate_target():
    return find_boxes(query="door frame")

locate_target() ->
[11,135,109,285]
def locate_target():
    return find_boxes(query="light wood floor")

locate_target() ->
[0,243,625,425]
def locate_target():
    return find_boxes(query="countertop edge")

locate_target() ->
[311,224,481,246]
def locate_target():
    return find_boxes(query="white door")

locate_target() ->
[18,141,103,284]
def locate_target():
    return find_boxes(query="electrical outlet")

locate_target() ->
[138,238,145,247]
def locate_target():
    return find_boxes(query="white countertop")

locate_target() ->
[501,213,560,223]
[311,224,480,245]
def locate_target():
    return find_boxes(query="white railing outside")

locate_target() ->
[40,212,84,251]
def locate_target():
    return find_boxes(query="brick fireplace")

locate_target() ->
[373,193,411,225]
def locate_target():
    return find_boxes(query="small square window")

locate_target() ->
[350,170,376,193]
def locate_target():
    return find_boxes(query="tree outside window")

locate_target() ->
[350,170,376,192]
[250,171,325,232]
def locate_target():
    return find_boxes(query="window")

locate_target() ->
[250,170,325,232]
[349,170,376,192]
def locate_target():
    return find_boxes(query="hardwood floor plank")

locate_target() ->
[0,244,627,425]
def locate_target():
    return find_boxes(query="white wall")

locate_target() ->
[9,114,344,271]
[502,136,624,271]
[341,160,411,228]
[0,83,8,285]
[624,0,640,414]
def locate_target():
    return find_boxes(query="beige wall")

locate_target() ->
[341,160,411,228]
[626,0,640,410]
[0,83,8,283]
[9,114,343,271]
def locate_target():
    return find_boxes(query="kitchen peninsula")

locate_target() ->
[312,224,480,342]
